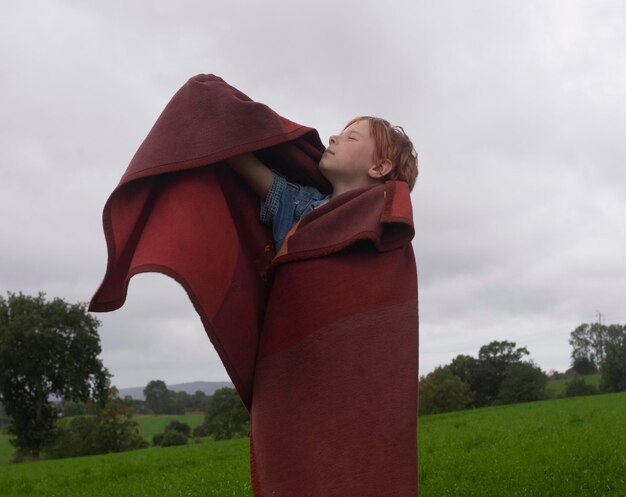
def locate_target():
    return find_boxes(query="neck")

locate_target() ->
[330,178,378,200]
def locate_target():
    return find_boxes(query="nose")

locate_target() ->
[329,135,337,146]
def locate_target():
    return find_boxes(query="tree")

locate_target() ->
[194,387,249,440]
[572,356,597,375]
[569,323,595,368]
[143,380,181,414]
[173,390,193,412]
[61,400,87,417]
[191,390,208,411]
[568,323,624,370]
[468,341,530,407]
[563,376,598,397]
[495,361,547,405]
[447,354,480,384]
[569,322,626,391]
[478,341,529,396]
[569,323,606,370]
[599,326,626,393]
[447,354,481,407]
[153,420,191,447]
[478,340,529,365]
[418,367,473,415]
[0,293,110,459]
[444,342,536,408]
[44,387,148,459]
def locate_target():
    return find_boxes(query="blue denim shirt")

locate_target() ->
[260,171,330,251]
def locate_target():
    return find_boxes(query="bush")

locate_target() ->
[419,367,474,415]
[166,420,191,436]
[132,401,154,415]
[547,369,567,380]
[153,420,191,447]
[43,390,148,459]
[44,416,94,458]
[563,376,598,397]
[45,414,149,460]
[62,400,87,417]
[159,430,188,447]
[195,388,249,440]
[192,423,210,438]
[600,333,626,393]
[496,362,548,405]
[572,356,597,375]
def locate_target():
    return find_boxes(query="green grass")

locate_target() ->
[546,373,601,397]
[0,438,252,497]
[1,393,625,496]
[419,391,626,496]
[0,429,13,466]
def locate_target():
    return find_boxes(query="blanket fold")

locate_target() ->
[89,74,418,496]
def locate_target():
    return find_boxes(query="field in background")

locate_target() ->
[1,389,624,497]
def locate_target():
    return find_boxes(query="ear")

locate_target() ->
[369,159,393,179]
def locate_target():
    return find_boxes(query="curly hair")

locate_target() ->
[344,116,418,191]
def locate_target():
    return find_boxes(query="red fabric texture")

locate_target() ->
[89,74,418,496]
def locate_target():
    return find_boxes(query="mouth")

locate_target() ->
[324,149,335,155]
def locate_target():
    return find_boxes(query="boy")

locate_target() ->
[89,74,419,496]
[227,116,418,250]
[227,115,419,495]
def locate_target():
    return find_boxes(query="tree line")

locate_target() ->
[0,293,248,462]
[62,379,218,416]
[420,323,626,415]
[568,322,626,391]
[419,340,547,414]
[139,380,211,414]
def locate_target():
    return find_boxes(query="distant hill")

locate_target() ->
[117,381,234,400]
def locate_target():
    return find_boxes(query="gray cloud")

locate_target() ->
[1,1,625,387]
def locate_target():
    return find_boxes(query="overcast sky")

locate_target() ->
[2,1,625,389]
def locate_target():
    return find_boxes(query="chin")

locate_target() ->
[318,162,333,181]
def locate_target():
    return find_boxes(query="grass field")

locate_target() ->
[419,391,626,496]
[1,393,625,496]
[0,437,251,497]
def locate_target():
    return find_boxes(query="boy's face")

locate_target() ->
[319,119,376,184]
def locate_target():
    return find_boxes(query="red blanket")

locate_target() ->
[90,74,419,496]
